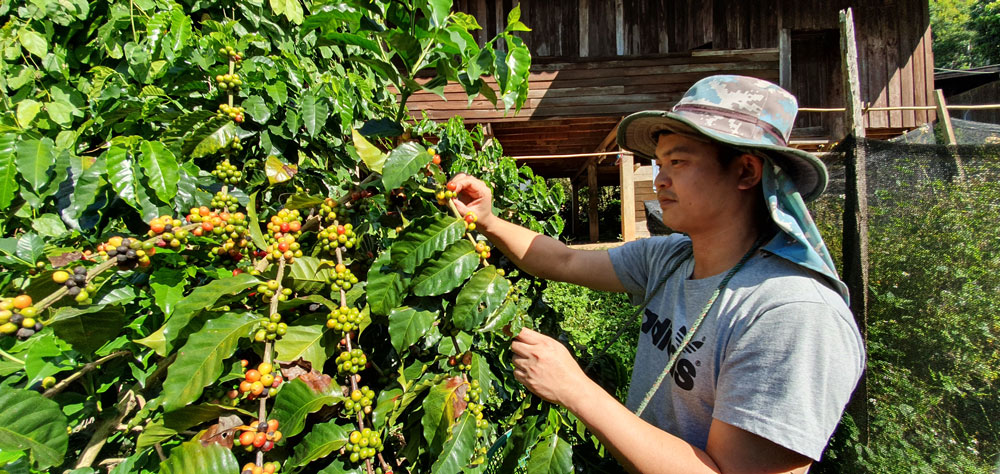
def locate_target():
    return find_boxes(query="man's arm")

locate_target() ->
[512,328,814,474]
[449,174,626,292]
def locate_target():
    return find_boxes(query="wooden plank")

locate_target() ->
[884,3,902,128]
[933,89,957,145]
[621,153,635,242]
[912,2,928,123]
[779,28,791,90]
[615,0,625,55]
[898,0,916,127]
[839,6,870,447]
[579,0,589,57]
[588,160,599,242]
[923,4,936,122]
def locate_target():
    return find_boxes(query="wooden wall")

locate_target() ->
[947,82,1000,125]
[448,0,935,129]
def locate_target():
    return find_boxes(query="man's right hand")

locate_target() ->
[448,173,496,230]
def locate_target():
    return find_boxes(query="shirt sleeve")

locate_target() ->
[712,300,865,461]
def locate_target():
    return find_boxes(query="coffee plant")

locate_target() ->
[0,0,601,473]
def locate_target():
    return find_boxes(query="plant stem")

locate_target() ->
[44,350,132,399]
[0,348,24,365]
[257,257,285,468]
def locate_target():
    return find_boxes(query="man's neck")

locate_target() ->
[687,217,768,280]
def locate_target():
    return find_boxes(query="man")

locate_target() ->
[449,75,864,473]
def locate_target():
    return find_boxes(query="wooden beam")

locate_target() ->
[839,6,869,446]
[594,120,623,153]
[588,160,599,242]
[620,152,635,242]
[579,0,589,57]
[933,89,957,145]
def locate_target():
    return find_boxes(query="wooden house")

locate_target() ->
[407,0,936,241]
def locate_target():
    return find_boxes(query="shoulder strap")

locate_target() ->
[583,241,693,373]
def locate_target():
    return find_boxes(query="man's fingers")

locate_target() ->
[510,340,532,357]
[514,327,545,343]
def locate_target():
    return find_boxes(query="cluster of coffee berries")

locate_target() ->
[327,263,359,292]
[233,361,283,401]
[235,419,282,452]
[239,461,281,474]
[475,241,492,260]
[97,237,148,270]
[317,223,357,253]
[217,104,245,123]
[326,306,362,332]
[0,295,42,340]
[342,386,375,416]
[345,428,383,463]
[216,73,242,91]
[147,216,188,252]
[436,182,458,206]
[210,213,250,261]
[212,159,243,184]
[253,311,288,341]
[255,279,293,303]
[448,351,474,371]
[320,197,339,222]
[53,266,96,304]
[465,379,489,438]
[428,147,442,166]
[219,46,242,63]
[336,348,367,375]
[210,191,241,212]
[463,211,477,232]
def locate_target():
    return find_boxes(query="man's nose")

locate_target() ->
[653,169,671,189]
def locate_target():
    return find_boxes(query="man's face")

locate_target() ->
[652,133,745,235]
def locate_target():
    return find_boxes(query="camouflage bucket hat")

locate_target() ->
[617,75,828,201]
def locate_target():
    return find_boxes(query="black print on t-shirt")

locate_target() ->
[641,308,704,391]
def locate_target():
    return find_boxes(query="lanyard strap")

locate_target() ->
[634,236,766,416]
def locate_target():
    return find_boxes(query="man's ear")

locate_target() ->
[735,153,764,190]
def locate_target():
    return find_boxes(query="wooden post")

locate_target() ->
[933,89,957,145]
[620,152,635,242]
[588,160,599,242]
[779,28,792,91]
[839,7,870,445]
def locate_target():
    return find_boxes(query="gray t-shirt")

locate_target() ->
[608,234,865,461]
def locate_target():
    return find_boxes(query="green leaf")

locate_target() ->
[367,252,409,316]
[16,138,54,193]
[66,154,106,222]
[388,306,438,354]
[0,389,68,470]
[479,297,517,333]
[430,414,478,474]
[161,312,258,411]
[18,29,47,58]
[136,422,179,451]
[411,240,480,297]
[287,420,351,468]
[271,378,344,438]
[285,193,325,209]
[390,215,468,273]
[49,305,126,354]
[274,324,332,370]
[136,274,260,356]
[31,213,67,238]
[139,140,179,202]
[452,266,510,331]
[0,133,18,208]
[422,376,466,455]
[139,404,248,450]
[149,267,187,316]
[301,93,329,138]
[16,99,41,126]
[358,119,404,138]
[269,0,304,24]
[525,433,573,474]
[288,256,332,293]
[243,95,270,124]
[381,142,432,190]
[15,233,45,263]
[158,438,239,474]
[317,459,364,474]
[182,117,236,159]
[507,3,522,24]
[246,192,267,251]
[426,0,453,27]
[265,155,298,185]
[352,129,385,173]
[104,146,136,208]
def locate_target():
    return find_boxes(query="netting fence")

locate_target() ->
[809,121,1000,473]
